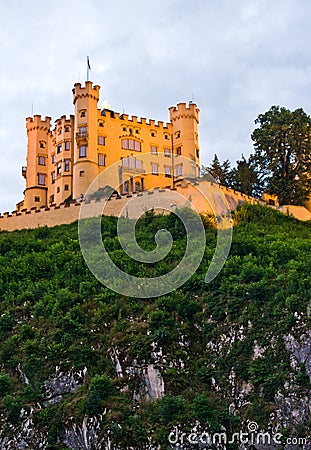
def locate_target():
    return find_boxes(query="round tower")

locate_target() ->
[72,81,100,199]
[23,115,51,210]
[169,102,200,179]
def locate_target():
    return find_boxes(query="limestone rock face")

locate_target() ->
[42,366,87,405]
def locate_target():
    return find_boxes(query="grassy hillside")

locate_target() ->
[0,204,310,449]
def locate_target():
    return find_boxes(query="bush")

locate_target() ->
[0,372,11,397]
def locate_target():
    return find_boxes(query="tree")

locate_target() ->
[231,155,263,197]
[251,106,311,205]
[201,154,232,187]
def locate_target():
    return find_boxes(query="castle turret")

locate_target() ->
[72,81,100,199]
[23,115,51,210]
[169,102,200,179]
[51,115,75,205]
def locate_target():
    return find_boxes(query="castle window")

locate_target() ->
[176,147,182,156]
[50,195,54,203]
[57,187,60,193]
[165,166,171,177]
[51,154,56,164]
[123,127,126,131]
[164,134,169,140]
[79,170,85,177]
[65,141,70,150]
[34,196,40,202]
[122,156,142,170]
[151,145,157,155]
[176,132,181,139]
[135,129,139,134]
[99,121,104,127]
[58,128,62,135]
[38,174,45,185]
[64,184,69,191]
[176,164,183,177]
[79,145,87,157]
[65,126,70,132]
[38,156,46,166]
[79,126,87,133]
[164,148,171,157]
[57,144,62,154]
[40,141,46,148]
[151,132,155,137]
[51,171,56,184]
[196,149,200,158]
[121,139,141,152]
[80,110,86,118]
[98,136,105,145]
[57,162,62,175]
[98,154,106,166]
[64,159,70,172]
[151,163,158,175]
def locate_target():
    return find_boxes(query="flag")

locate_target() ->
[87,56,91,71]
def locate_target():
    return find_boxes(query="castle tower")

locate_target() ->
[52,115,75,205]
[72,81,100,199]
[23,115,51,210]
[169,102,200,179]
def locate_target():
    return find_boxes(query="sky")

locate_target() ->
[0,0,311,212]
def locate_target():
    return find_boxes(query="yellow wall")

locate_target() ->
[3,181,309,234]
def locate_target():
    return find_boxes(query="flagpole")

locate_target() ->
[87,56,90,81]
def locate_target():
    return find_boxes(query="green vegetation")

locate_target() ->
[0,204,310,447]
[252,106,311,205]
[203,106,311,205]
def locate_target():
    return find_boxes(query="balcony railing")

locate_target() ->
[121,166,145,174]
[76,132,88,139]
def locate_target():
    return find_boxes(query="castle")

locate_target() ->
[18,81,200,211]
[0,80,310,233]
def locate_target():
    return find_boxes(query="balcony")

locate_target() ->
[76,131,88,141]
[22,166,27,178]
[122,166,145,174]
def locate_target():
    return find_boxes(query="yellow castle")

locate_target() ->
[0,78,308,233]
[19,81,200,211]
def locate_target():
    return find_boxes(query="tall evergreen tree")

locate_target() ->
[201,154,232,187]
[251,106,311,205]
[231,155,263,197]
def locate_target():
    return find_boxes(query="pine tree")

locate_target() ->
[231,155,263,197]
[201,154,232,187]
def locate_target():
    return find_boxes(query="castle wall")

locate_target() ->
[1,181,298,233]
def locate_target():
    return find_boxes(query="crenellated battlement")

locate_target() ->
[169,102,200,123]
[26,115,52,132]
[99,110,172,129]
[55,115,75,125]
[73,81,100,104]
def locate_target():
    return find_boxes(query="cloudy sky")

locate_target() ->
[0,0,310,211]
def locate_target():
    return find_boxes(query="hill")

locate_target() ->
[0,204,310,449]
